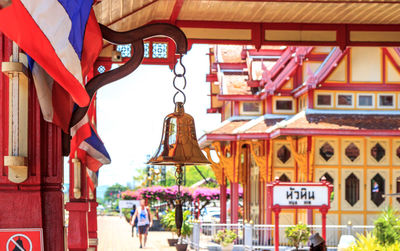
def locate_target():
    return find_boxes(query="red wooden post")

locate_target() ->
[66,202,89,251]
[67,157,89,251]
[320,207,328,241]
[273,208,281,251]
[88,200,99,251]
[306,136,313,225]
[220,178,227,223]
[231,182,239,223]
[0,36,65,251]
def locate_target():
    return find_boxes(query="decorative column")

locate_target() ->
[219,170,227,224]
[250,141,268,224]
[206,142,238,223]
[307,136,314,225]
[0,37,65,251]
[88,192,99,251]
[204,146,227,223]
[66,156,89,251]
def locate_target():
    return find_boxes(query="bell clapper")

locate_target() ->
[175,164,184,241]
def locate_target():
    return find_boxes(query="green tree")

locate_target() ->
[374,207,400,245]
[104,183,128,203]
[185,165,217,187]
[285,223,310,251]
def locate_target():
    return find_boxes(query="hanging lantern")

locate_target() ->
[148,55,210,236]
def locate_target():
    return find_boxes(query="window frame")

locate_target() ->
[356,93,375,109]
[336,93,355,108]
[377,93,396,109]
[273,97,295,114]
[240,101,262,116]
[315,93,334,108]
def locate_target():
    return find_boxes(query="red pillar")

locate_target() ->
[230,182,239,223]
[88,200,99,251]
[320,207,328,241]
[273,208,281,251]
[220,180,227,223]
[0,35,65,251]
[306,136,313,225]
[66,158,89,251]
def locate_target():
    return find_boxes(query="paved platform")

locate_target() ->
[98,216,181,251]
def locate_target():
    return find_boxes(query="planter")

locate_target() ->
[168,238,179,246]
[220,243,234,251]
[176,243,188,251]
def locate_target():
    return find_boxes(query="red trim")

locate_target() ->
[383,48,400,73]
[248,49,285,57]
[217,94,261,101]
[206,73,218,82]
[307,53,328,61]
[169,0,184,24]
[238,133,270,140]
[206,108,221,113]
[233,101,240,116]
[271,128,400,138]
[247,80,261,87]
[317,83,400,91]
[148,20,400,47]
[214,62,247,71]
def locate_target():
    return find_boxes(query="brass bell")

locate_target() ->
[148,102,210,166]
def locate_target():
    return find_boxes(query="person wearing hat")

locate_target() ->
[309,233,327,251]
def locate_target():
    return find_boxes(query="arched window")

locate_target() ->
[320,173,334,201]
[277,145,291,164]
[345,143,360,162]
[370,143,385,162]
[371,174,385,206]
[319,142,334,161]
[279,174,291,182]
[396,177,400,204]
[345,173,360,206]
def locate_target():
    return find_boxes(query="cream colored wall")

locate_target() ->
[315,168,338,211]
[326,54,347,83]
[310,136,400,225]
[351,47,382,83]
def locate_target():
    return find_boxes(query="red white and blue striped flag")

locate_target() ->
[70,96,111,189]
[0,0,102,107]
[0,0,110,184]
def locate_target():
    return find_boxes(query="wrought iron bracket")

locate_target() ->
[63,23,188,155]
[69,23,188,128]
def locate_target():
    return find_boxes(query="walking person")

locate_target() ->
[131,199,153,248]
[130,204,138,237]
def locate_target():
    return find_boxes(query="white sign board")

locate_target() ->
[273,185,329,207]
[119,200,140,210]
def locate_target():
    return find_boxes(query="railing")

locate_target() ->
[190,223,244,250]
[189,222,374,250]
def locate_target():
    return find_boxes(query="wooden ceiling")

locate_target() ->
[94,0,400,32]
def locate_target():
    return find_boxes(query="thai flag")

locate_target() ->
[28,58,74,132]
[70,97,110,189]
[0,0,102,107]
[372,182,379,193]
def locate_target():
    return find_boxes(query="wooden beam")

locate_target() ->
[169,0,184,24]
[106,0,160,27]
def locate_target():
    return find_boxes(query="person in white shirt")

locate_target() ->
[131,199,153,248]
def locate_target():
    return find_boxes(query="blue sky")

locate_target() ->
[64,44,221,187]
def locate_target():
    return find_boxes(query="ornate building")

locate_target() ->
[200,45,400,227]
